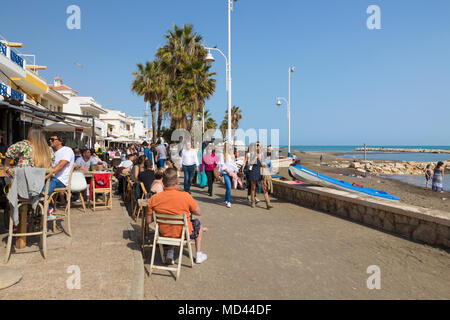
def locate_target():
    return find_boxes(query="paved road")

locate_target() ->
[143,183,450,300]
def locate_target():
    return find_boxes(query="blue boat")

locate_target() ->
[289,164,400,201]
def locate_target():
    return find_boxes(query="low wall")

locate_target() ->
[272,179,450,248]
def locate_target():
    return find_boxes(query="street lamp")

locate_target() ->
[276,66,295,158]
[204,0,235,144]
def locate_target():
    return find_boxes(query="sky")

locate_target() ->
[1,0,449,146]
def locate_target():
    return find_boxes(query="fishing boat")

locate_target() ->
[288,164,400,201]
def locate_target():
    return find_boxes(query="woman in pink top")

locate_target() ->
[150,168,165,194]
[200,144,218,197]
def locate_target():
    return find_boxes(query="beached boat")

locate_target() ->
[289,164,400,201]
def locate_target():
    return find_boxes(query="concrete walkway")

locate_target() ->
[0,197,144,299]
[143,183,450,300]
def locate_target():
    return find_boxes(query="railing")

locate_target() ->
[11,88,24,101]
[0,42,6,56]
[9,50,24,68]
[0,83,7,97]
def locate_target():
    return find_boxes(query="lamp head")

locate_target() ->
[290,66,295,73]
[205,49,215,63]
[276,99,282,106]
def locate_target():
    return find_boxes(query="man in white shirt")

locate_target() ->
[181,142,198,193]
[48,134,75,217]
[75,149,99,170]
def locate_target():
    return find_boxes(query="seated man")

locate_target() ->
[47,134,75,218]
[147,168,207,264]
[76,149,100,171]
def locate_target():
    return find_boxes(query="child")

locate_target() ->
[425,164,432,189]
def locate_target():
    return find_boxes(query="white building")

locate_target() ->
[49,76,108,147]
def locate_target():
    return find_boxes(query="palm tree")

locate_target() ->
[156,24,215,133]
[230,105,242,130]
[131,61,159,142]
[205,117,217,130]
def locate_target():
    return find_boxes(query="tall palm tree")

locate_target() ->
[230,105,242,130]
[131,62,159,142]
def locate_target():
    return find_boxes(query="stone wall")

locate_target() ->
[326,160,448,175]
[272,180,450,248]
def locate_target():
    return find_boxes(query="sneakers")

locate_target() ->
[248,196,260,203]
[166,250,175,265]
[226,202,231,208]
[75,198,82,203]
[47,208,56,221]
[196,252,208,264]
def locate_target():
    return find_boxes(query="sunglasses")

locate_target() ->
[48,138,59,142]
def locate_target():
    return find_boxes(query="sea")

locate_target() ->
[282,146,450,163]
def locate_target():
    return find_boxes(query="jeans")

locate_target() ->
[223,173,231,203]
[183,165,196,193]
[157,159,166,168]
[43,177,66,197]
[206,170,214,195]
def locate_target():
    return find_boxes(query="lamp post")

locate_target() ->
[205,0,235,144]
[276,66,295,157]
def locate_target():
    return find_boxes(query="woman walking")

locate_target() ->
[432,161,445,193]
[425,164,433,189]
[201,143,218,197]
[218,142,234,208]
[242,147,260,204]
[248,142,273,210]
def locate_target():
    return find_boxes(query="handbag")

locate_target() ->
[213,167,220,180]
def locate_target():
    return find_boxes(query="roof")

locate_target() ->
[49,84,78,94]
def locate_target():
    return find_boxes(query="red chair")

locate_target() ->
[90,173,112,211]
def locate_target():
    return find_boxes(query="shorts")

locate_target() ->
[190,218,201,240]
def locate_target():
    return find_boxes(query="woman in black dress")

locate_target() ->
[248,142,273,209]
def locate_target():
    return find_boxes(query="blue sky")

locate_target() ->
[2,0,449,145]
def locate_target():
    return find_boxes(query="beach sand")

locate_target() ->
[278,151,450,212]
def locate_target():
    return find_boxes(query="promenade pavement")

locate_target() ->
[143,183,450,300]
[0,197,144,300]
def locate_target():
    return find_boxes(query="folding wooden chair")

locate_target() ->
[91,172,113,211]
[149,212,194,281]
[132,182,148,221]
[4,169,53,263]
[49,164,76,237]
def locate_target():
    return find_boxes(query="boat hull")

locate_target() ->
[289,164,400,201]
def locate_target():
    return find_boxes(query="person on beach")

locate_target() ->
[200,143,218,197]
[432,161,445,192]
[425,164,433,189]
[248,142,273,210]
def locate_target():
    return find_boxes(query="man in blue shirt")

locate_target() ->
[143,141,153,166]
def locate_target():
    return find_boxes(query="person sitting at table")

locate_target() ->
[147,168,208,264]
[132,155,146,182]
[4,127,55,171]
[75,149,100,171]
[150,168,165,195]
[48,134,75,209]
[137,160,155,199]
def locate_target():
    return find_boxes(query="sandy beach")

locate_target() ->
[278,151,450,212]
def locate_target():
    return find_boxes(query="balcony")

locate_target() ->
[0,82,25,101]
[0,42,26,79]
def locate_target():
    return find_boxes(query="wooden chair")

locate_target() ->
[49,164,76,237]
[132,182,148,221]
[149,212,194,281]
[91,172,113,211]
[4,169,53,263]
